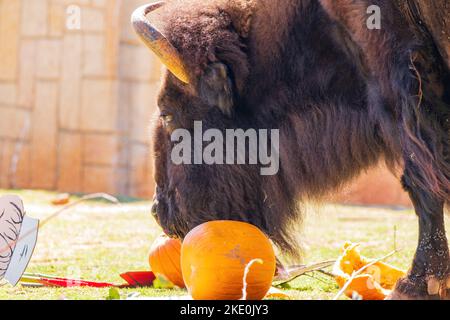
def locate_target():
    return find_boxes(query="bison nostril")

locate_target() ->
[151,200,159,217]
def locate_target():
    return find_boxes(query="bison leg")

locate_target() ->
[388,166,450,300]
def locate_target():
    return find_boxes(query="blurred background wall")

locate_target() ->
[0,0,411,206]
[0,0,159,197]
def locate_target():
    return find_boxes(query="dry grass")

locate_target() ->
[0,189,448,300]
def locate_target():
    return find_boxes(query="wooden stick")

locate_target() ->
[273,260,335,286]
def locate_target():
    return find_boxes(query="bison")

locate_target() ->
[132,0,449,299]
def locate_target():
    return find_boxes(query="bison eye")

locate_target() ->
[160,113,173,126]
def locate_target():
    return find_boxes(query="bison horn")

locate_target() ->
[131,2,190,84]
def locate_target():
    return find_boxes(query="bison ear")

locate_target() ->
[199,63,234,116]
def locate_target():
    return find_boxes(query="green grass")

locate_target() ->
[0,189,448,300]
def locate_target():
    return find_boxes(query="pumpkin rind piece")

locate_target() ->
[333,242,406,300]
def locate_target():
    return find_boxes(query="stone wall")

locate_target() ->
[0,0,159,197]
[0,0,411,206]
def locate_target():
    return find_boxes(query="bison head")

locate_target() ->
[132,1,299,254]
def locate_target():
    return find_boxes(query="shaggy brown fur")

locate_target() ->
[147,0,449,298]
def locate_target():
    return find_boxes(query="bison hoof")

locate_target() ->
[386,276,450,300]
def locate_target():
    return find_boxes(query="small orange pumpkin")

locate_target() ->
[181,221,276,300]
[333,242,406,300]
[149,234,185,288]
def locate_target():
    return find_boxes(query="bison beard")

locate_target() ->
[137,0,450,299]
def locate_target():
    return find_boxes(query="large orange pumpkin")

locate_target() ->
[149,234,185,288]
[333,242,406,300]
[181,221,276,300]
